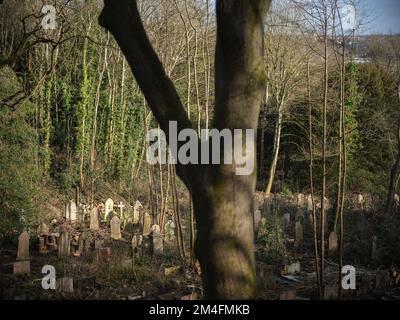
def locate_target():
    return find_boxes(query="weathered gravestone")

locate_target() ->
[104,198,114,221]
[37,222,49,236]
[295,208,305,223]
[283,213,291,227]
[58,232,71,258]
[306,194,313,212]
[297,193,305,208]
[133,200,143,224]
[64,202,70,220]
[280,290,297,300]
[142,211,152,236]
[57,277,74,293]
[13,260,31,275]
[90,207,100,231]
[285,261,301,274]
[110,216,122,240]
[151,225,163,256]
[132,234,143,258]
[295,222,303,245]
[69,200,77,222]
[96,247,111,264]
[329,231,338,253]
[17,230,30,261]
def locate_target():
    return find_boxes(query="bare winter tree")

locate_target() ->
[99,0,271,299]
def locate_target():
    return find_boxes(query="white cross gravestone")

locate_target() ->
[90,207,99,231]
[117,201,125,216]
[133,200,143,224]
[151,224,163,256]
[104,198,114,221]
[69,200,77,222]
[17,230,30,260]
[110,216,122,240]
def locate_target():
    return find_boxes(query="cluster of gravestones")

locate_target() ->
[254,192,384,265]
[4,197,178,283]
[61,198,178,260]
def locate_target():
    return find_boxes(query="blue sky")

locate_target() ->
[361,0,400,34]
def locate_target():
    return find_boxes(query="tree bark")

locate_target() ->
[99,0,270,299]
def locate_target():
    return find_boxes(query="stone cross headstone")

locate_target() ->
[329,231,338,253]
[151,224,163,256]
[110,216,122,240]
[295,222,303,245]
[104,198,114,221]
[117,201,125,216]
[17,230,30,260]
[58,232,71,258]
[90,207,99,231]
[133,200,143,224]
[254,210,262,232]
[69,200,77,222]
[142,211,152,236]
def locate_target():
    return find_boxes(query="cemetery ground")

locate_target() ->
[1,191,400,300]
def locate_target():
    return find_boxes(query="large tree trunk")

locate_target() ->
[99,0,270,299]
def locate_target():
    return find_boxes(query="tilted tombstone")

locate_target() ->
[110,216,122,240]
[104,198,114,221]
[17,230,30,261]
